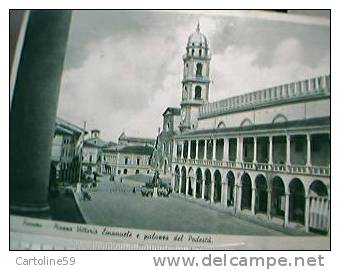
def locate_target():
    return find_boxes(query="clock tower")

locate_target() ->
[179,22,211,132]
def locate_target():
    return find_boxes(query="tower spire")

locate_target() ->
[196,20,200,32]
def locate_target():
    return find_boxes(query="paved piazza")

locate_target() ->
[76,175,287,236]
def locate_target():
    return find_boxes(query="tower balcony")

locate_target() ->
[182,54,211,61]
[182,76,210,84]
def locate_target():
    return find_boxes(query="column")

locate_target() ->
[253,137,257,163]
[306,134,312,167]
[185,177,189,195]
[180,141,184,159]
[237,137,243,162]
[212,139,217,161]
[203,140,207,160]
[221,181,228,207]
[224,138,229,162]
[286,135,291,166]
[267,189,272,219]
[210,181,215,203]
[284,192,290,227]
[173,140,177,160]
[201,180,205,199]
[193,179,196,198]
[237,185,242,211]
[268,136,273,165]
[188,140,191,160]
[10,11,72,216]
[251,187,256,215]
[305,196,310,232]
[195,140,199,160]
[178,172,182,194]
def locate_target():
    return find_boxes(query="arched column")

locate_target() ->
[221,181,228,207]
[210,180,215,204]
[267,188,272,219]
[193,178,197,198]
[251,187,256,215]
[178,171,182,194]
[305,195,310,232]
[201,179,205,199]
[185,176,189,195]
[284,192,290,227]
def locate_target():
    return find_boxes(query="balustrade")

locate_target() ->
[198,75,330,118]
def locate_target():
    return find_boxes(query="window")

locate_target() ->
[89,155,92,162]
[125,157,128,165]
[137,158,140,166]
[135,170,139,174]
[191,49,194,55]
[196,63,202,77]
[167,122,170,130]
[195,86,202,100]
[199,49,202,56]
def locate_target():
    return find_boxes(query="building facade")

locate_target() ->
[101,132,155,176]
[82,129,107,174]
[50,117,85,184]
[155,24,330,234]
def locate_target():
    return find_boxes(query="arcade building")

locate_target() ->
[156,24,330,234]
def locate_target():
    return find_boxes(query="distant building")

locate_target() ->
[82,129,107,174]
[101,132,155,176]
[50,117,85,184]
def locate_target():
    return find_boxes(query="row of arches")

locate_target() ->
[173,165,329,233]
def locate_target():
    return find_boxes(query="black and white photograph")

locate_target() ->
[9,10,330,250]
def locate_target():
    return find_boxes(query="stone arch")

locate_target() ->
[289,178,305,225]
[272,113,288,124]
[217,121,226,128]
[213,170,222,203]
[204,169,212,201]
[181,166,187,194]
[255,174,268,214]
[270,176,286,218]
[240,118,253,127]
[308,180,329,233]
[196,168,203,198]
[226,171,235,206]
[174,165,180,192]
[241,173,252,210]
[188,167,195,196]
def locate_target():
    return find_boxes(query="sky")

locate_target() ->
[57,10,330,141]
